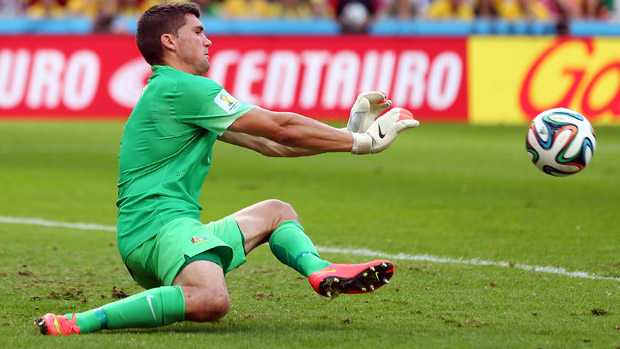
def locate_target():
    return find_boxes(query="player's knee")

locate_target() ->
[193,292,230,322]
[208,293,231,320]
[262,199,298,225]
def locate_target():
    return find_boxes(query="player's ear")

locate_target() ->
[161,33,176,51]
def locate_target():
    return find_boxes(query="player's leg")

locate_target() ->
[37,262,226,335]
[172,260,230,322]
[230,199,330,276]
[230,199,395,297]
[36,218,231,335]
[63,258,230,332]
[36,285,186,335]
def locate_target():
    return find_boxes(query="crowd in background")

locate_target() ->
[0,0,615,33]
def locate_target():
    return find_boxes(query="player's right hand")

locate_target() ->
[347,91,392,133]
[351,108,419,154]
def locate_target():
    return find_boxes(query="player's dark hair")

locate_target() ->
[136,2,201,66]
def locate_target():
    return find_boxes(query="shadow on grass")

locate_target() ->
[95,319,364,336]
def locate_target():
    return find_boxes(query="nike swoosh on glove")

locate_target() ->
[351,108,420,154]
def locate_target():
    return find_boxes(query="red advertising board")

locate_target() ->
[0,35,142,118]
[0,35,468,121]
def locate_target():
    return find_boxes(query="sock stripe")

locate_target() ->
[93,307,108,329]
[295,251,317,263]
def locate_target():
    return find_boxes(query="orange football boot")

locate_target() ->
[308,260,395,297]
[36,313,81,335]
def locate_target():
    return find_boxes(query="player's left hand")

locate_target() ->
[347,91,392,133]
[351,108,419,154]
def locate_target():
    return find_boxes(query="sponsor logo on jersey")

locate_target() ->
[214,90,241,114]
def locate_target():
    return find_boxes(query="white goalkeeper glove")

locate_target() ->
[351,108,420,155]
[347,91,392,133]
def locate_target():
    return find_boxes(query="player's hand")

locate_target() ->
[351,108,419,154]
[347,91,392,133]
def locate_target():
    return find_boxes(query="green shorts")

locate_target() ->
[124,216,247,289]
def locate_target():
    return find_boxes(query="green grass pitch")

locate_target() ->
[0,121,619,348]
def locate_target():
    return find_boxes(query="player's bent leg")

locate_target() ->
[268,220,331,277]
[308,260,395,297]
[232,199,300,253]
[173,260,230,322]
[232,199,332,278]
[230,200,396,298]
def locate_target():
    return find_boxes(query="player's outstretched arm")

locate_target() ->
[222,107,353,156]
[218,131,325,157]
[221,105,419,157]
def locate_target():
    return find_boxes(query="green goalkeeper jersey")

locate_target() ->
[116,65,255,261]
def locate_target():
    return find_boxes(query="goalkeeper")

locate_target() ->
[36,1,419,336]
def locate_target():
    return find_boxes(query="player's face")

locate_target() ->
[175,14,212,76]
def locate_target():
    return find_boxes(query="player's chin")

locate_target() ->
[195,61,209,76]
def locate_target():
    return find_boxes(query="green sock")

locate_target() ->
[269,220,331,277]
[66,286,185,333]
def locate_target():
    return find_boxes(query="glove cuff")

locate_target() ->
[351,133,373,155]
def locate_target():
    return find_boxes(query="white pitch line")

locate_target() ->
[1,216,619,282]
[0,216,117,232]
[315,246,620,282]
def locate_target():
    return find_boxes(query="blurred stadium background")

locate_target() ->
[1,0,620,124]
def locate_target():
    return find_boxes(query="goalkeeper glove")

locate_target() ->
[351,108,419,155]
[347,91,392,133]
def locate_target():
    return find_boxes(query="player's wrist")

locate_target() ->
[351,133,373,155]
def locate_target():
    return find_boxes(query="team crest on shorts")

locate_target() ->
[191,236,208,245]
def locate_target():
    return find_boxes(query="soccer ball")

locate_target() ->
[526,108,596,176]
[340,2,369,32]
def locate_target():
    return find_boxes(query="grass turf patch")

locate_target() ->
[0,121,619,347]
